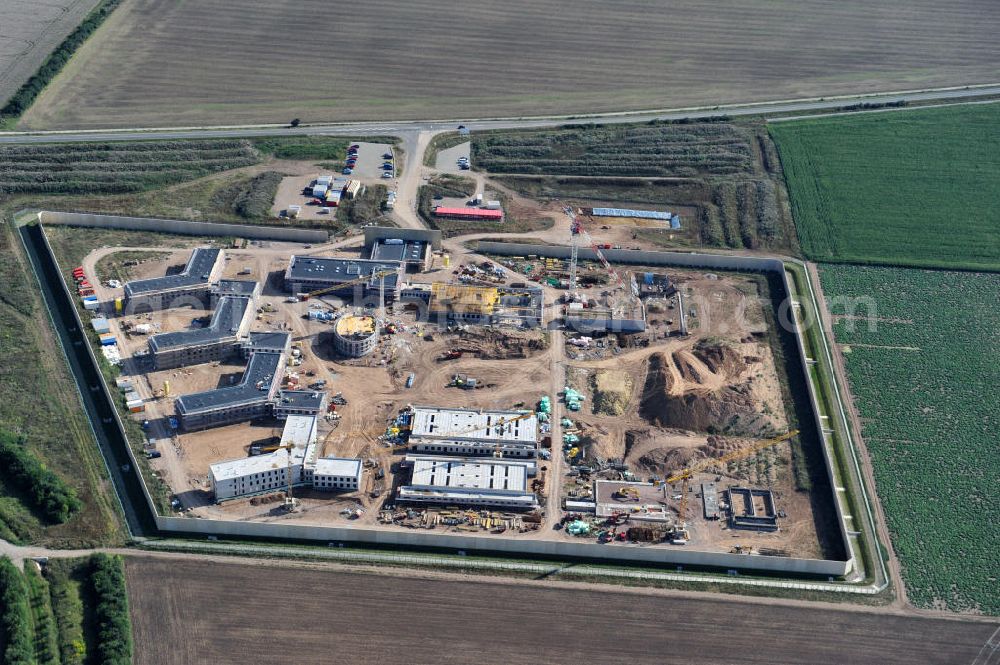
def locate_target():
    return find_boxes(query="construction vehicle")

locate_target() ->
[666,429,800,540]
[448,374,478,389]
[151,381,170,399]
[438,349,464,361]
[614,486,640,500]
[301,269,397,302]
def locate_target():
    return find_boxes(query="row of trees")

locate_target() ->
[89,555,131,665]
[1,0,123,118]
[0,557,33,665]
[0,431,80,524]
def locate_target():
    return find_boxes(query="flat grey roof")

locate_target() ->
[149,296,251,352]
[125,248,221,297]
[286,256,401,290]
[175,350,283,415]
[213,279,259,297]
[247,331,291,350]
[371,240,426,263]
[276,389,325,410]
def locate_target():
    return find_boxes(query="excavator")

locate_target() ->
[666,429,800,541]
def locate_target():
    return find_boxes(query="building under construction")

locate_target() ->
[124,247,224,311]
[406,405,538,459]
[400,283,543,328]
[284,256,402,304]
[397,455,538,509]
[208,415,364,502]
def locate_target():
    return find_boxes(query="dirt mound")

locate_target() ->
[640,354,770,437]
[591,370,632,416]
[455,328,547,360]
[693,339,745,379]
[672,350,707,383]
[631,433,744,475]
[639,353,675,423]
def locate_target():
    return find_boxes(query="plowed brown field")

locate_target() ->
[124,557,1000,665]
[21,0,1000,129]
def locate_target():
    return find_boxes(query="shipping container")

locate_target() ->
[83,300,100,311]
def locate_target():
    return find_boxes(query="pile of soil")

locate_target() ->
[640,352,770,437]
[630,431,743,476]
[455,328,547,360]
[591,370,632,416]
[693,339,745,380]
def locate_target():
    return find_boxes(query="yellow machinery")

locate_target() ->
[272,443,299,511]
[667,429,800,532]
[301,269,397,301]
[615,486,640,500]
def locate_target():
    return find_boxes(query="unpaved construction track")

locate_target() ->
[125,557,999,665]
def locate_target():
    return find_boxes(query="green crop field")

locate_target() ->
[819,264,999,613]
[770,104,1000,270]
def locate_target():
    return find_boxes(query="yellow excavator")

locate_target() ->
[666,429,800,539]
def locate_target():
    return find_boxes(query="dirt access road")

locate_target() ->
[125,557,1000,665]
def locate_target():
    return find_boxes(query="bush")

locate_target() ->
[23,563,58,665]
[337,185,387,226]
[212,171,284,219]
[45,561,84,665]
[89,554,131,665]
[0,431,81,523]
[0,557,34,665]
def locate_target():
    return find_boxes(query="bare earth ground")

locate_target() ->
[124,557,1000,665]
[0,0,101,106]
[20,0,1000,129]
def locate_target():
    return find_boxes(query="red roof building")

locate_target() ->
[432,207,503,221]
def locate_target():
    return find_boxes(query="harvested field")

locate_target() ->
[125,558,1000,665]
[0,0,102,108]
[20,0,1000,129]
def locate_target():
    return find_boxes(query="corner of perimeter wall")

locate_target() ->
[477,242,856,574]
[37,211,330,244]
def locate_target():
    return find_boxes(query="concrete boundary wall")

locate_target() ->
[23,221,854,578]
[155,515,849,576]
[476,242,785,273]
[37,211,329,243]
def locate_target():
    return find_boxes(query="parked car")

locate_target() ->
[382,164,393,171]
[381,172,393,179]
[342,168,353,175]
[382,152,393,160]
[350,144,360,150]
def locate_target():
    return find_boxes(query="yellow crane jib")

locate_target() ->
[302,269,398,301]
[667,429,800,527]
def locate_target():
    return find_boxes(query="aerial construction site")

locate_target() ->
[54,207,844,570]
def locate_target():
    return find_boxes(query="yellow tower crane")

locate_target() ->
[666,429,800,536]
[301,269,398,301]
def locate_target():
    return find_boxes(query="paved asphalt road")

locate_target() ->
[2,85,999,144]
[127,558,1000,665]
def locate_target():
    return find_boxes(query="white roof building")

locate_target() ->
[407,406,538,458]
[397,455,538,509]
